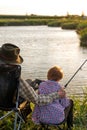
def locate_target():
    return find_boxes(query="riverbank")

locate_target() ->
[0,14,83,27]
[0,14,87,46]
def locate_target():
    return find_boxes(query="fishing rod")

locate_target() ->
[64,59,87,88]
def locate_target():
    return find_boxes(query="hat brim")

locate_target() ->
[0,49,23,65]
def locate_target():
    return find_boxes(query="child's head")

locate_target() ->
[47,66,63,81]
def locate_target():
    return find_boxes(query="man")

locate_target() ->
[0,43,65,107]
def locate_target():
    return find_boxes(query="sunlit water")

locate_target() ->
[0,26,87,96]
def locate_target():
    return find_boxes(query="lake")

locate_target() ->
[0,26,87,96]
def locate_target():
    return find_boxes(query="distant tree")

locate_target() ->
[81,11,85,17]
[66,12,70,17]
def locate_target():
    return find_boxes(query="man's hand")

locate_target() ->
[58,89,66,98]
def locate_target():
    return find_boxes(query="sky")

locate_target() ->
[0,0,87,16]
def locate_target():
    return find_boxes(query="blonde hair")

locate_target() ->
[47,66,63,81]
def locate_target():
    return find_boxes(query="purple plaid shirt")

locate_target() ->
[32,80,70,124]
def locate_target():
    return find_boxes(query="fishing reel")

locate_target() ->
[26,79,43,90]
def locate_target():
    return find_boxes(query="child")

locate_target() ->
[32,66,71,124]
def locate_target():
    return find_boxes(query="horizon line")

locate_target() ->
[0,13,86,17]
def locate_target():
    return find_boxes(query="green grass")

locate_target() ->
[0,92,87,130]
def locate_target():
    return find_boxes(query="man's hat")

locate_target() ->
[0,43,23,64]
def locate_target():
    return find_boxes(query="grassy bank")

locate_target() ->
[0,92,87,130]
[0,14,83,27]
[0,15,64,26]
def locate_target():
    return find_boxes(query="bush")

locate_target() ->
[79,28,87,46]
[48,20,61,27]
[76,22,87,34]
[61,22,78,30]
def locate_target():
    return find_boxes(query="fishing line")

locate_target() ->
[64,59,87,88]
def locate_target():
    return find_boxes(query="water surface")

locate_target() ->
[0,26,87,96]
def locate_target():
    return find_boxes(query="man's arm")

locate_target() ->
[19,78,59,105]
